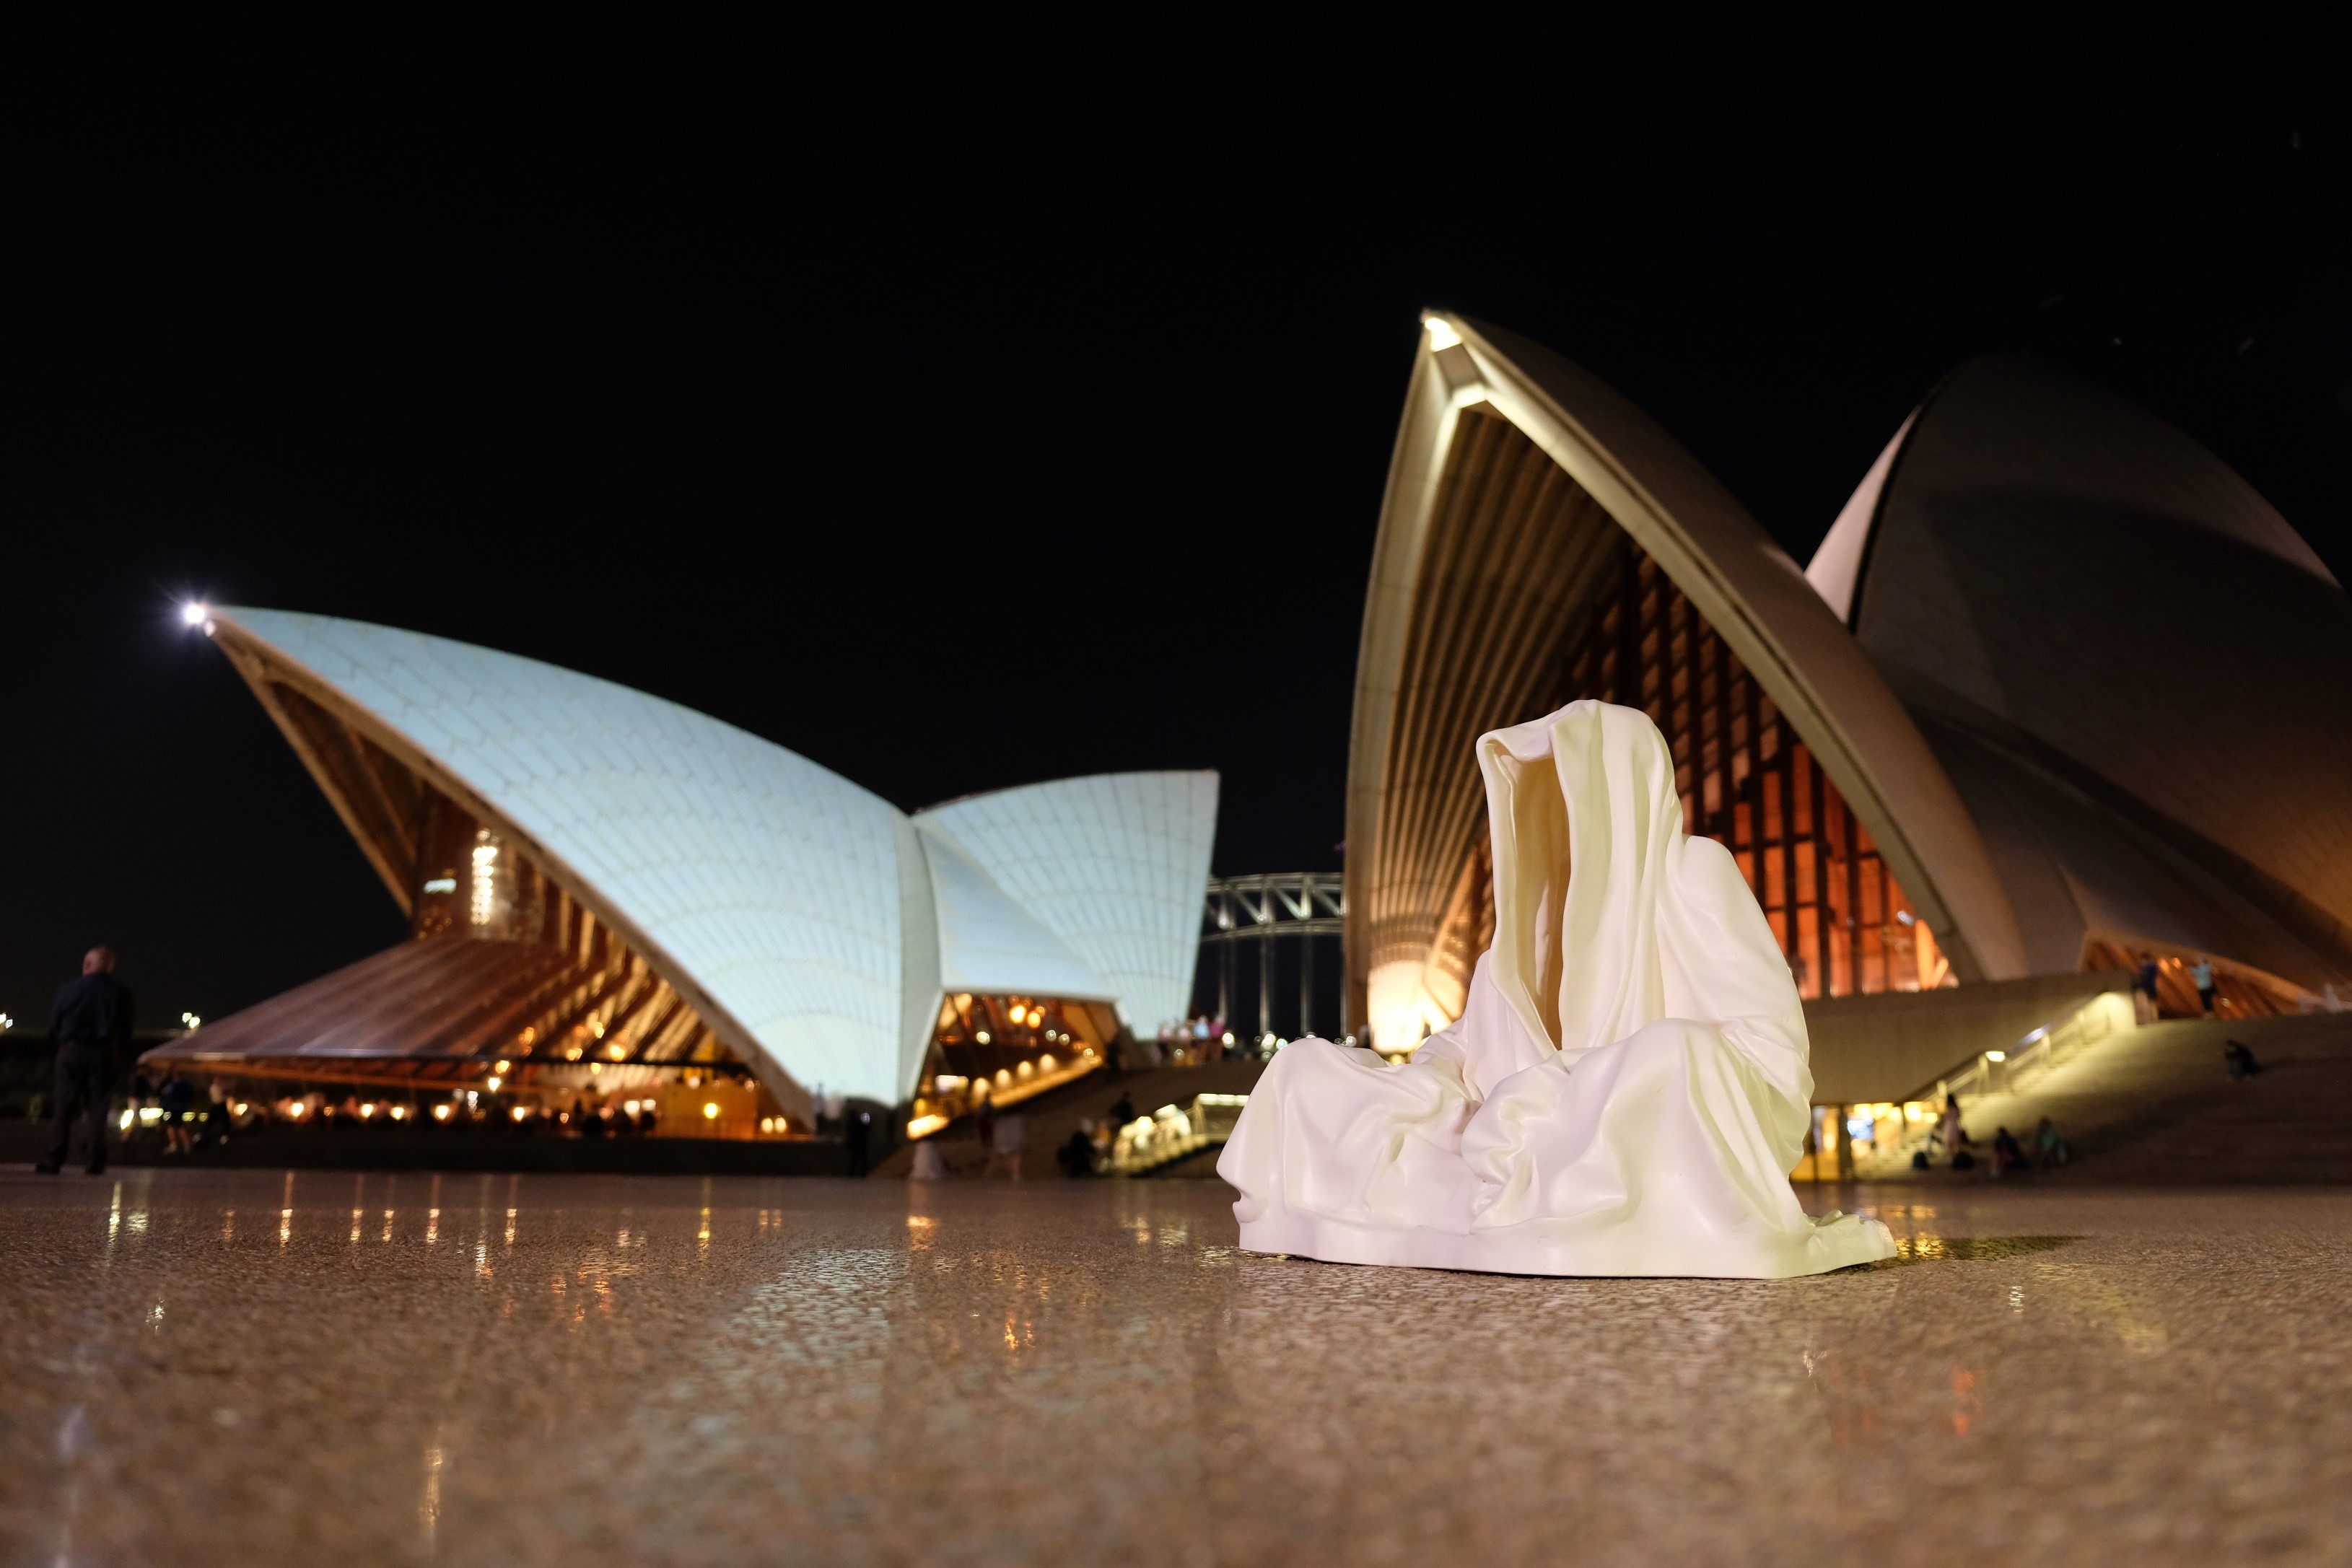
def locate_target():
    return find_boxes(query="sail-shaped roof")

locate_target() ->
[917,771,1220,1033]
[210,608,914,1101]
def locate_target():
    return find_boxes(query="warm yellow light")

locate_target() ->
[359,1103,376,1118]
[1016,1060,1034,1079]
[389,1105,408,1120]
[607,1041,627,1061]
[623,1100,640,1114]
[485,1077,503,1092]
[511,1106,529,1122]
[518,1026,537,1046]
[703,1102,720,1120]
[232,1103,249,1116]
[906,1113,950,1139]
[1425,317,1462,349]
[975,1030,992,1046]
[589,1062,603,1075]
[1039,1054,1057,1072]
[1985,1050,2007,1063]
[759,1117,773,1133]
[994,1069,1011,1088]
[1221,1031,1235,1046]
[432,1103,452,1121]
[494,1059,511,1074]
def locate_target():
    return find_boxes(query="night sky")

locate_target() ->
[5,21,2346,1030]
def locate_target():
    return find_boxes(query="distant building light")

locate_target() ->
[511,1106,529,1122]
[422,877,457,895]
[0,1013,15,1031]
[179,1012,202,1032]
[433,1104,452,1121]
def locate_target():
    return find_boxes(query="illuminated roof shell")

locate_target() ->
[1345,314,2028,1041]
[916,771,1220,1035]
[1811,355,2352,986]
[206,609,1218,1103]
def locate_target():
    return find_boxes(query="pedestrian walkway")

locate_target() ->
[1858,1009,2352,1183]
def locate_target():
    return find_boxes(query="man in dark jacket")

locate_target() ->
[40,947,134,1174]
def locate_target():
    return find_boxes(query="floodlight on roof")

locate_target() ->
[1425,318,1462,350]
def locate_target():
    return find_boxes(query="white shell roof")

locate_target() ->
[211,610,1222,1100]
[913,822,1112,1002]
[218,608,911,1100]
[917,771,1220,1033]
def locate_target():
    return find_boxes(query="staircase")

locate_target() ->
[871,1059,1264,1179]
[1860,1010,2352,1183]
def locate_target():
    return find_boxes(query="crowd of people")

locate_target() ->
[1909,1092,2074,1178]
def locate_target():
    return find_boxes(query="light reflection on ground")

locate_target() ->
[1,1171,2348,1565]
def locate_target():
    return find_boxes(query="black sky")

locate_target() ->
[4,19,2347,1028]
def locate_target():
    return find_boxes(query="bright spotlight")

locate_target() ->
[180,602,210,627]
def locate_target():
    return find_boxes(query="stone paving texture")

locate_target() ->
[3,1169,2349,1566]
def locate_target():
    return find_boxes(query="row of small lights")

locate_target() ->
[969,1004,1068,1049]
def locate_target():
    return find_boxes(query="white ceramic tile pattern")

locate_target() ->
[917,772,1220,1033]
[222,608,911,1102]
[912,822,1111,1002]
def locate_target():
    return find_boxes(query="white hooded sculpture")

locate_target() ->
[1217,700,1896,1278]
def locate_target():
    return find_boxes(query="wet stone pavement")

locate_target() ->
[2,1169,2350,1566]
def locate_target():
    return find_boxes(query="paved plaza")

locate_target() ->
[3,1169,2349,1566]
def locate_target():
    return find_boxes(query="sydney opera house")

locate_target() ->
[149,609,1217,1139]
[1345,313,2352,1091]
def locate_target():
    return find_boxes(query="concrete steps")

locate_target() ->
[1865,1010,2352,1183]
[870,1060,1264,1179]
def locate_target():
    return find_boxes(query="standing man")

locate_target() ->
[2190,958,2218,1015]
[40,946,134,1175]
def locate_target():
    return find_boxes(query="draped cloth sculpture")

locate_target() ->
[1218,701,1895,1278]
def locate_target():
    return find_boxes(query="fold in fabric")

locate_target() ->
[1218,700,1894,1279]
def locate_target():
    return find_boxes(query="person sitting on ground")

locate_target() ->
[2224,1039,2263,1080]
[1110,1090,1136,1127]
[1057,1126,1096,1178]
[1990,1125,2029,1178]
[2034,1116,2071,1168]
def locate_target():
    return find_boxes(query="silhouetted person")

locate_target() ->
[2133,953,2162,1023]
[1990,1125,2028,1178]
[1111,1090,1136,1127]
[1057,1128,1096,1178]
[2224,1039,2263,1080]
[40,947,134,1175]
[844,1108,872,1176]
[2190,958,2217,1015]
[159,1069,196,1155]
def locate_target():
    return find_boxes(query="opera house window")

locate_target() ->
[1555,550,1951,999]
